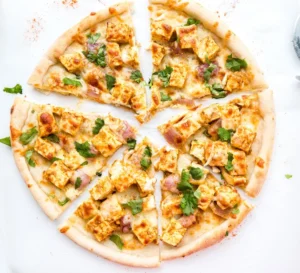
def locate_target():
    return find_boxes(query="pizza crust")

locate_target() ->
[28,1,130,87]
[161,200,253,260]
[149,0,268,90]
[59,222,160,268]
[10,97,65,220]
[245,89,275,197]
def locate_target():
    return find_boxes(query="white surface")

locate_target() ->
[0,0,300,272]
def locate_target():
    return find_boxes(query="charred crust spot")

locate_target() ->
[109,7,117,15]
[10,105,15,115]
[213,22,219,29]
[60,226,70,233]
[28,184,33,188]
[90,12,96,16]
[225,30,232,40]
[256,157,265,168]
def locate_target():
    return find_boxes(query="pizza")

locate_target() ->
[155,148,253,260]
[28,2,148,123]
[148,0,267,117]
[5,0,276,268]
[10,97,136,220]
[158,90,275,197]
[60,138,159,267]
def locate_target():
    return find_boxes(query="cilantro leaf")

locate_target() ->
[144,146,152,157]
[130,70,143,83]
[92,118,105,135]
[203,63,216,82]
[225,231,229,236]
[44,134,60,144]
[154,66,173,87]
[3,84,22,94]
[110,234,124,250]
[180,191,198,216]
[231,204,240,214]
[225,152,234,172]
[105,74,116,91]
[225,54,248,71]
[160,92,172,102]
[82,44,106,67]
[147,77,153,88]
[75,141,96,158]
[285,174,293,179]
[189,167,204,180]
[96,172,102,177]
[75,177,82,189]
[87,32,101,44]
[122,199,143,215]
[194,189,201,199]
[0,137,11,147]
[63,77,82,87]
[19,127,38,145]
[25,150,36,167]
[177,169,192,191]
[185,18,200,26]
[207,83,227,99]
[80,161,88,166]
[127,138,136,150]
[50,157,61,163]
[218,128,234,142]
[140,146,152,170]
[58,198,70,206]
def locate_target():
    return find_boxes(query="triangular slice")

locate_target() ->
[10,97,136,220]
[60,138,160,267]
[148,0,268,117]
[155,148,253,260]
[28,2,148,123]
[158,90,275,197]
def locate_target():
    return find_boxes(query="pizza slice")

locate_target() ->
[148,0,268,116]
[155,148,253,260]
[10,97,136,220]
[158,89,275,197]
[28,2,148,123]
[60,138,160,267]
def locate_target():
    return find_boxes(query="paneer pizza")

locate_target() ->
[10,97,136,220]
[6,0,276,269]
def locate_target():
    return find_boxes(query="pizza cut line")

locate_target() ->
[7,0,276,268]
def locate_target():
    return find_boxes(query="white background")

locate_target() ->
[0,0,300,272]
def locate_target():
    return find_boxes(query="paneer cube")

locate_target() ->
[200,104,222,124]
[132,219,157,245]
[197,183,215,210]
[38,111,59,137]
[230,150,247,176]
[157,147,179,173]
[221,104,241,130]
[151,42,168,66]
[106,22,132,44]
[231,125,256,152]
[111,82,135,106]
[59,52,84,73]
[90,176,114,200]
[161,195,182,218]
[60,111,83,136]
[106,42,123,68]
[173,115,201,141]
[176,25,197,49]
[169,64,188,88]
[190,139,207,164]
[99,194,124,222]
[225,71,253,92]
[142,195,156,212]
[63,150,84,170]
[86,215,117,242]
[161,218,187,246]
[151,21,174,42]
[215,185,241,210]
[76,198,98,220]
[109,161,135,192]
[205,141,228,166]
[193,36,220,63]
[91,126,122,157]
[134,170,155,196]
[121,45,139,68]
[222,172,247,187]
[43,160,73,189]
[34,137,56,160]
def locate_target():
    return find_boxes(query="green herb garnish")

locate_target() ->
[82,44,106,68]
[87,32,101,44]
[130,70,143,83]
[92,118,105,135]
[127,138,136,150]
[189,167,204,180]
[285,174,293,179]
[225,54,248,71]
[231,204,240,214]
[75,141,96,158]
[140,146,152,170]
[185,18,200,26]
[80,161,88,166]
[160,92,172,102]
[58,198,70,206]
[122,199,143,215]
[218,128,234,143]
[50,157,61,163]
[75,177,82,189]
[203,63,216,82]
[153,66,173,87]
[19,127,38,145]
[63,77,82,87]
[225,152,234,172]
[105,74,116,91]
[110,234,124,250]
[25,150,36,167]
[207,83,227,99]
[44,134,60,144]
[0,137,11,147]
[3,84,22,94]
[96,172,102,177]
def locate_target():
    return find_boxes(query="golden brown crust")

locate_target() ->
[28,2,130,87]
[245,89,275,197]
[149,0,268,90]
[161,201,253,260]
